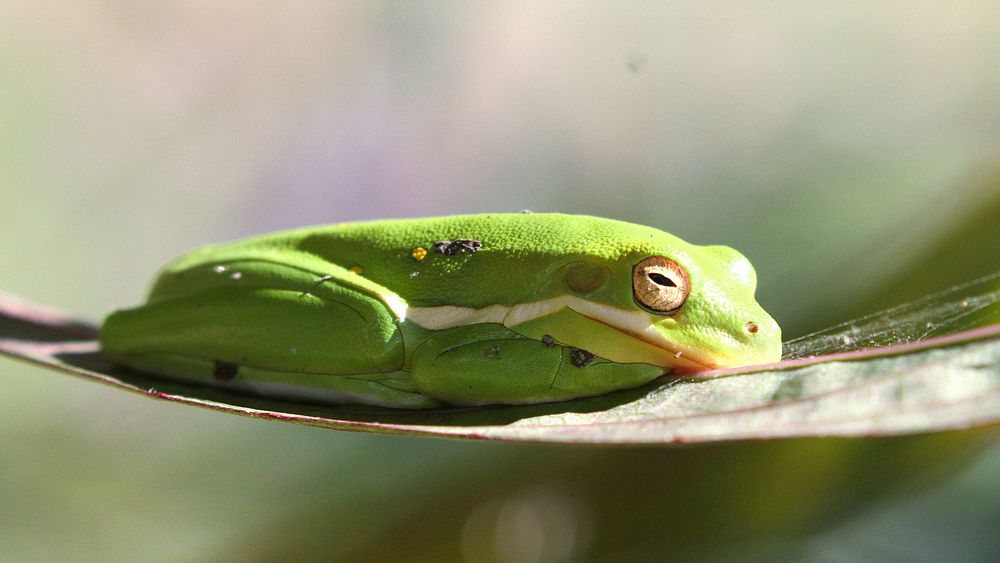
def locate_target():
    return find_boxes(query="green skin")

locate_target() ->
[99,213,781,408]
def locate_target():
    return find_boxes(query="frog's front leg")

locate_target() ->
[409,324,664,406]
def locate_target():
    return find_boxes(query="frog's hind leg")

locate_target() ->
[100,261,441,408]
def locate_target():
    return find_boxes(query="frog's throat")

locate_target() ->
[404,296,716,370]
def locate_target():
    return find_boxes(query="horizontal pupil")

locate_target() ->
[648,272,676,287]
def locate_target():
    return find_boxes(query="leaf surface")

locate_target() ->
[2,275,998,444]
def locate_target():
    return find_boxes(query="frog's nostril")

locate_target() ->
[744,321,759,334]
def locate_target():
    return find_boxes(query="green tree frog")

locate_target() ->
[99,213,781,408]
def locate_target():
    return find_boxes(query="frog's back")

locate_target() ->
[292,213,675,258]
[150,213,690,308]
[290,213,690,306]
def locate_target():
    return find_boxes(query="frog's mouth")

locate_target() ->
[573,310,721,372]
[505,301,723,372]
[555,301,781,372]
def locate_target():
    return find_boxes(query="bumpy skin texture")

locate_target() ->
[99,213,781,408]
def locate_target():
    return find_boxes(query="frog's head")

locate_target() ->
[623,245,782,370]
[517,239,782,372]
[404,215,782,373]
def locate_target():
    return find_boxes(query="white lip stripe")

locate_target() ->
[404,303,509,327]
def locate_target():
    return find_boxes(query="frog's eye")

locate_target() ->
[632,256,690,314]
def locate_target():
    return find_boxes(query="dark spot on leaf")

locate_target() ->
[770,377,803,401]
[541,334,556,348]
[485,346,500,358]
[570,348,595,367]
[213,361,239,381]
[433,239,482,256]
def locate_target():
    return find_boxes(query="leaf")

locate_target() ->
[2,275,999,444]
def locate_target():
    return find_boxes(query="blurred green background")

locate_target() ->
[2,2,999,561]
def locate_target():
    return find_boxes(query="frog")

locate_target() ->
[99,213,781,408]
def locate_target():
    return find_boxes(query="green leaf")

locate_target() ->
[2,273,999,444]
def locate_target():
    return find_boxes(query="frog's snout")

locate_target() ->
[735,312,782,365]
